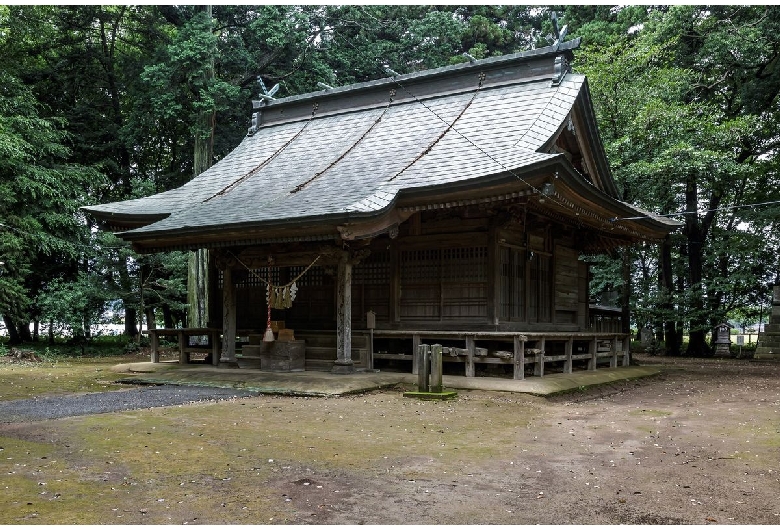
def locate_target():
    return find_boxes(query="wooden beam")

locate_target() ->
[337,209,412,241]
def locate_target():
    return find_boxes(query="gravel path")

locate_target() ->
[0,385,257,423]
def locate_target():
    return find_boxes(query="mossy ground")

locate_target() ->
[1,352,779,524]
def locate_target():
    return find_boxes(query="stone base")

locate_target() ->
[218,360,240,368]
[331,361,355,374]
[753,351,780,361]
[714,343,731,358]
[241,341,306,372]
[403,390,458,401]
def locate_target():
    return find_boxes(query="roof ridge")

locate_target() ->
[258,39,582,111]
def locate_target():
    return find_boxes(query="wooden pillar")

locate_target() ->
[588,336,597,371]
[412,333,421,375]
[465,335,476,377]
[390,240,400,323]
[610,335,618,368]
[534,337,546,377]
[622,336,631,366]
[333,255,355,374]
[210,329,220,366]
[564,336,573,374]
[513,334,525,380]
[220,266,237,366]
[487,225,500,326]
[150,330,160,363]
[178,330,188,365]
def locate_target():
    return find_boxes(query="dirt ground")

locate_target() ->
[1,353,779,524]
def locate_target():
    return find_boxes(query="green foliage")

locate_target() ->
[575,5,780,355]
[4,5,775,356]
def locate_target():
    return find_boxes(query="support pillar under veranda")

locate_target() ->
[332,253,355,374]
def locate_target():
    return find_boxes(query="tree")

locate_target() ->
[574,6,780,355]
[0,69,103,343]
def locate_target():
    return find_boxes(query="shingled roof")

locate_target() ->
[83,39,679,252]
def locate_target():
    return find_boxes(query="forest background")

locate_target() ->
[1,5,778,356]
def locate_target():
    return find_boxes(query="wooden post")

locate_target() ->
[588,336,597,371]
[564,336,573,374]
[430,344,443,393]
[487,225,500,326]
[610,335,618,368]
[333,255,355,374]
[390,240,400,323]
[150,330,160,363]
[178,330,188,365]
[417,343,430,392]
[534,337,546,377]
[368,330,374,371]
[622,336,630,366]
[220,266,237,366]
[412,333,421,375]
[465,335,476,377]
[513,334,525,380]
[210,328,220,366]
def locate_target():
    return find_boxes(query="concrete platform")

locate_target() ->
[110,361,661,397]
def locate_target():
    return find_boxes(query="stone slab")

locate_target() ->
[111,362,661,397]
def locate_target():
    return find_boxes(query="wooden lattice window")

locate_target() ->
[353,251,391,322]
[235,267,280,288]
[529,253,552,323]
[400,247,487,321]
[499,246,526,320]
[499,245,553,323]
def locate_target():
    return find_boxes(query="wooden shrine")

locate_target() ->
[84,39,680,378]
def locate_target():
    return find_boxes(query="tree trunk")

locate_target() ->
[162,304,175,329]
[124,307,139,337]
[620,248,632,364]
[17,321,33,342]
[660,235,680,355]
[3,315,20,345]
[683,175,713,357]
[187,4,216,330]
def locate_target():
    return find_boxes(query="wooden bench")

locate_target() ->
[145,328,221,365]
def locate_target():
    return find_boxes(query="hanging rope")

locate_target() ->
[205,103,319,202]
[291,99,393,194]
[229,252,320,309]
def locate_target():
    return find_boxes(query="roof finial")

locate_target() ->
[257,76,280,101]
[551,11,568,48]
[383,64,401,77]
